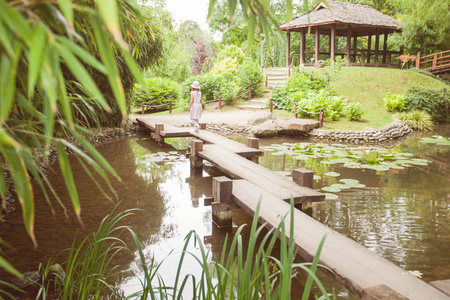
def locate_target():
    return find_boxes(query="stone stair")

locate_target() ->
[236,67,290,111]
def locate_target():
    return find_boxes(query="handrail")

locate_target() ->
[416,50,450,72]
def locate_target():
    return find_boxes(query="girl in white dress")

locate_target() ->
[188,81,202,133]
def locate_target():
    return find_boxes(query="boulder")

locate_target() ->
[250,120,277,138]
[275,118,319,135]
[205,102,220,110]
[248,111,276,125]
[12,271,41,288]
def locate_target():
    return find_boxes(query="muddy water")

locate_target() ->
[0,124,448,297]
[255,124,450,283]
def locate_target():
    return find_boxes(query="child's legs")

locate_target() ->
[191,118,199,128]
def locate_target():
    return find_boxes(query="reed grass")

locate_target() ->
[37,201,333,299]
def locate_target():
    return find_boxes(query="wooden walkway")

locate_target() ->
[138,116,449,299]
[232,179,449,300]
[200,144,323,203]
[416,50,450,75]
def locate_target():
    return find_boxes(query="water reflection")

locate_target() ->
[257,124,450,282]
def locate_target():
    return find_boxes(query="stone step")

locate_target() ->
[236,105,265,110]
[250,99,267,105]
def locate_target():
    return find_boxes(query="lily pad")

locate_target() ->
[169,151,178,155]
[314,175,321,181]
[324,172,340,177]
[351,183,366,188]
[339,179,360,185]
[322,186,341,193]
[325,193,339,200]
[331,184,352,190]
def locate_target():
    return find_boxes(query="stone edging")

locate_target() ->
[309,119,412,143]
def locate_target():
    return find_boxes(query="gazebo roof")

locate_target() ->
[280,1,400,35]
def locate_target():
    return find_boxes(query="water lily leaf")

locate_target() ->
[351,183,366,188]
[325,193,339,200]
[339,179,359,185]
[324,172,340,177]
[432,135,443,139]
[321,160,339,165]
[397,152,414,157]
[322,186,341,192]
[169,151,178,155]
[313,175,321,181]
[330,183,351,190]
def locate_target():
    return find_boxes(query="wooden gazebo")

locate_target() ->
[279,1,402,67]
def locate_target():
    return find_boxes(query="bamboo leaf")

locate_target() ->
[0,0,31,45]
[0,256,23,278]
[97,0,122,43]
[27,25,46,99]
[91,16,126,118]
[55,142,82,225]
[246,13,256,52]
[0,162,6,209]
[55,43,112,112]
[56,36,106,74]
[57,70,74,129]
[1,147,36,247]
[120,47,146,91]
[286,0,293,21]
[0,20,14,56]
[0,44,22,124]
[57,0,74,31]
[228,0,237,21]
[40,67,56,152]
[207,0,216,19]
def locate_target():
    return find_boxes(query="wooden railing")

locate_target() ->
[416,50,450,74]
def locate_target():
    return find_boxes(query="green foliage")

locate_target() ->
[405,86,450,123]
[408,67,450,86]
[292,90,347,119]
[210,57,240,75]
[345,102,364,121]
[181,73,238,104]
[236,58,264,99]
[383,93,406,112]
[217,44,245,63]
[397,110,434,131]
[130,77,180,108]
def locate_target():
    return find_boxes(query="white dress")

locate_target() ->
[190,91,202,120]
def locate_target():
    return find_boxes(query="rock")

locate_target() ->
[250,121,277,138]
[12,271,41,288]
[275,118,320,135]
[248,111,276,125]
[49,263,65,279]
[205,102,220,110]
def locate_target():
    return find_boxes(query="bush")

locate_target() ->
[210,57,239,75]
[397,110,434,130]
[405,86,450,123]
[130,77,180,108]
[383,93,406,112]
[345,102,364,121]
[236,58,264,99]
[217,44,245,64]
[290,90,346,119]
[181,73,238,104]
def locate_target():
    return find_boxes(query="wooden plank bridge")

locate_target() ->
[137,116,449,300]
[416,50,450,75]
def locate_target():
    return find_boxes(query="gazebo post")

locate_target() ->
[346,26,352,66]
[367,34,372,64]
[374,29,380,66]
[314,27,320,65]
[382,33,388,64]
[330,24,336,62]
[286,30,291,67]
[352,35,357,63]
[300,29,306,67]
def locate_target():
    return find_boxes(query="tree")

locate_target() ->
[0,0,163,276]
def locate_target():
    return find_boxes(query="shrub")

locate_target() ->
[397,110,434,130]
[236,58,264,99]
[383,93,406,112]
[181,73,238,104]
[210,57,240,75]
[217,44,245,64]
[345,102,364,121]
[405,86,450,123]
[291,90,346,119]
[130,77,180,108]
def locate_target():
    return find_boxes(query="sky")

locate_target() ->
[165,0,211,31]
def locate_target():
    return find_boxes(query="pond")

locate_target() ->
[0,124,448,298]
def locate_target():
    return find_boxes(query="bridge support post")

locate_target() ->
[292,169,314,189]
[199,123,207,130]
[362,285,408,300]
[246,137,260,163]
[190,140,203,171]
[151,124,164,143]
[212,177,233,228]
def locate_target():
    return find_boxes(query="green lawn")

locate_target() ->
[324,67,448,130]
